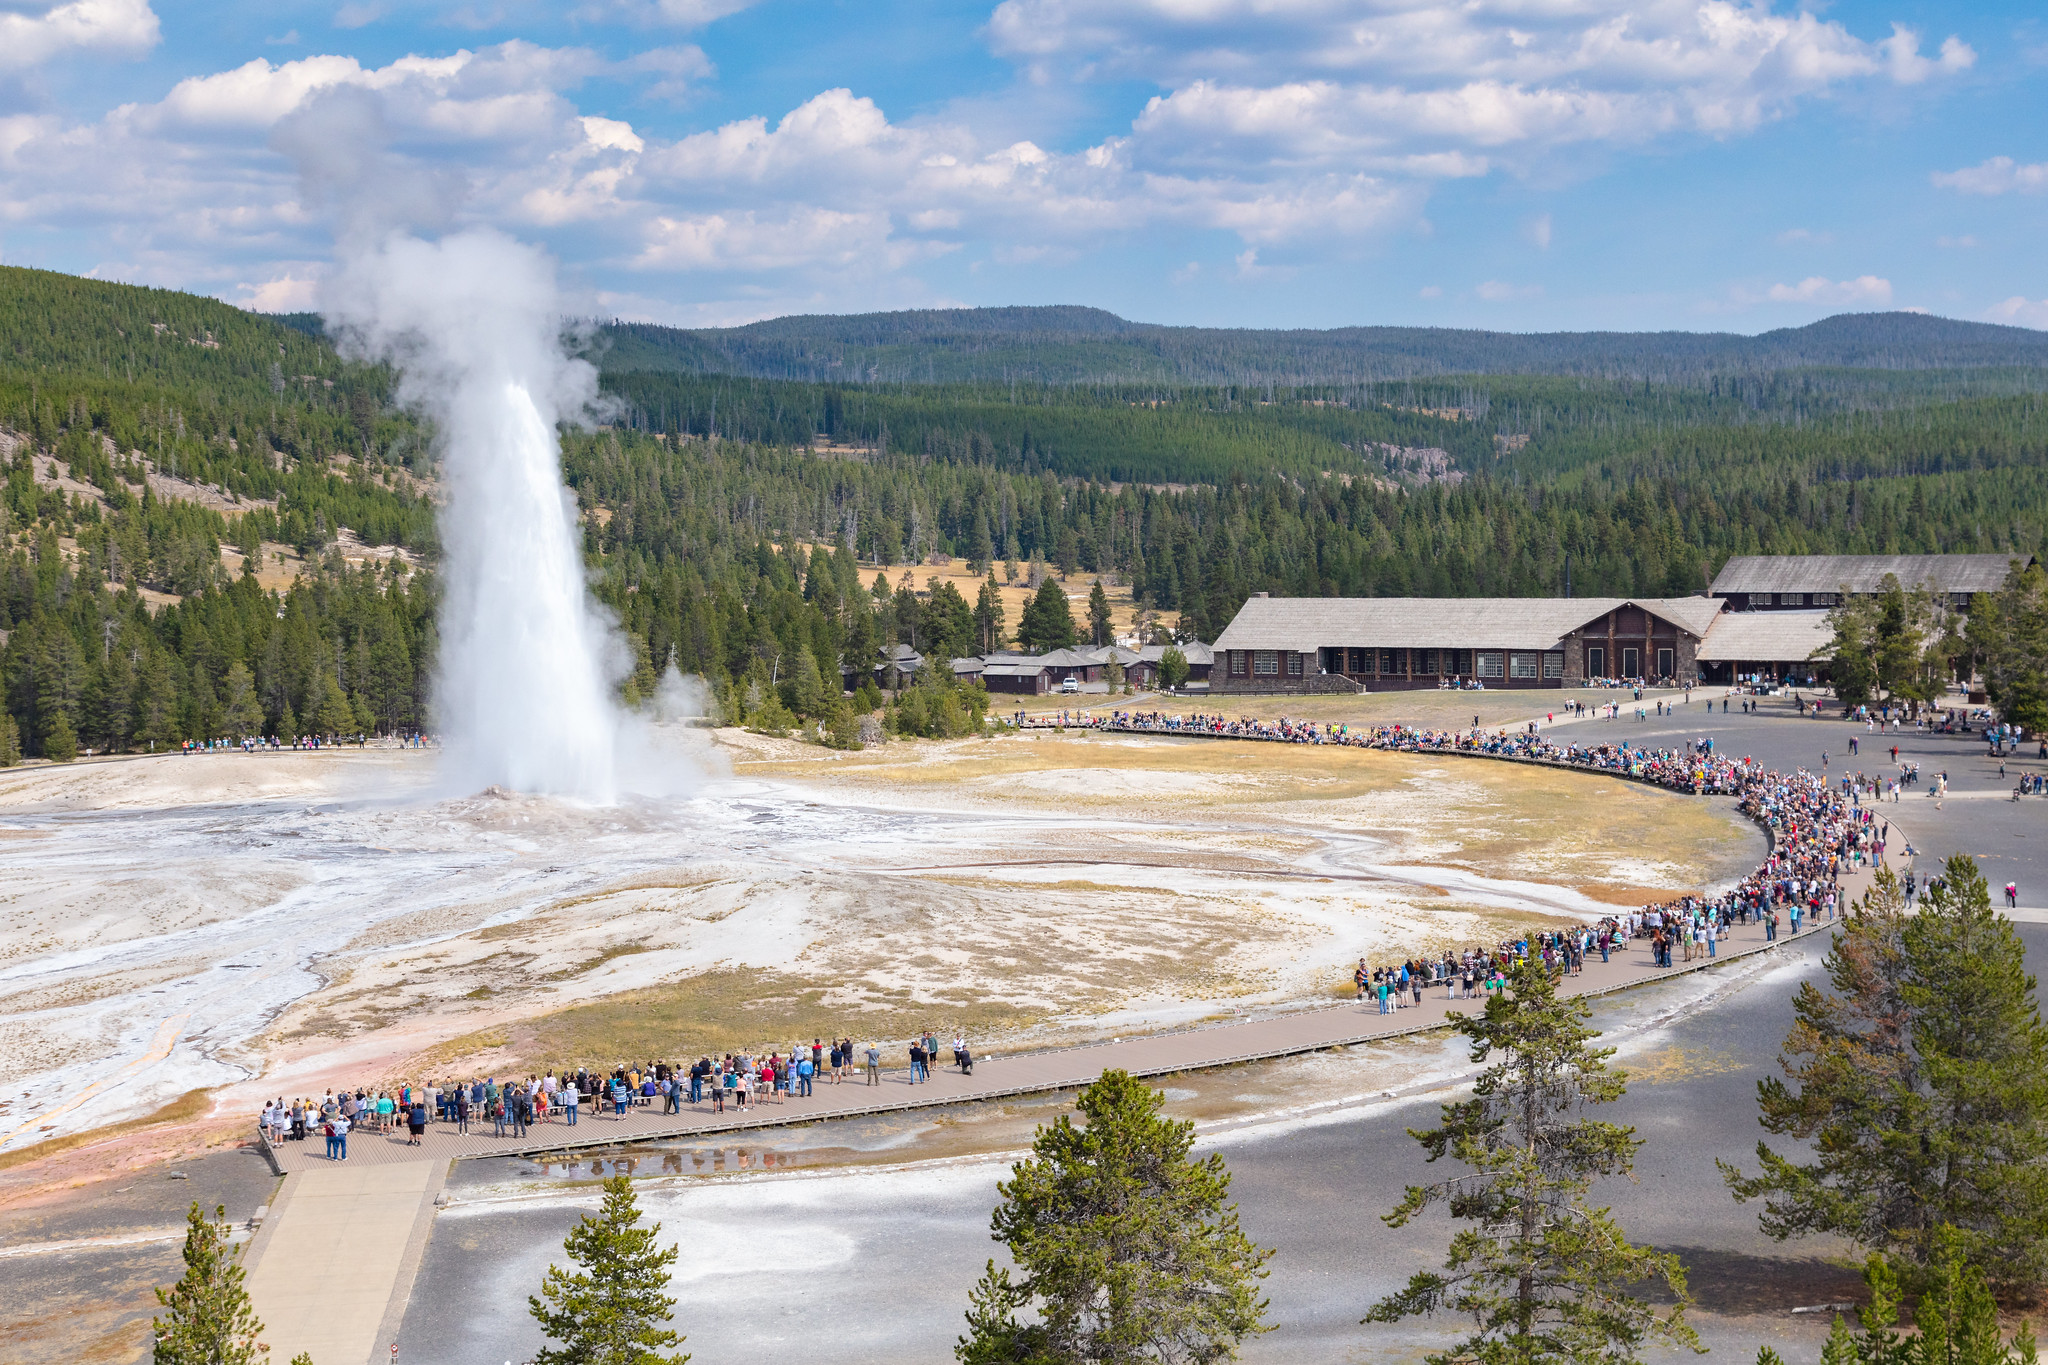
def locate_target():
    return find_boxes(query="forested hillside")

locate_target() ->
[599,306,2048,385]
[1,265,2044,759]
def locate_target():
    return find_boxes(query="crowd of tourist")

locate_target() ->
[1037,699,1881,981]
[262,694,1896,1159]
[260,1032,982,1159]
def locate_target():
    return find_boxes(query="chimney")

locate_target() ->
[1254,591,1269,599]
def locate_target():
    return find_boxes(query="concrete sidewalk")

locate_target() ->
[242,1160,446,1365]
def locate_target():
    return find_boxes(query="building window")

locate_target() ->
[1448,649,1473,677]
[1753,592,1774,607]
[1509,653,1538,679]
[1657,647,1675,678]
[1253,650,1279,676]
[1380,648,1403,675]
[1811,593,1837,607]
[1543,652,1563,679]
[1230,650,1248,678]
[1478,652,1504,679]
[1415,648,1438,675]
[1286,652,1304,677]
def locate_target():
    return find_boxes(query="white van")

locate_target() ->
[1060,676,1081,694]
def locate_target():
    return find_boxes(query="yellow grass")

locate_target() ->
[811,547,1151,642]
[1009,684,1697,729]
[0,1088,212,1172]
[506,968,1045,1071]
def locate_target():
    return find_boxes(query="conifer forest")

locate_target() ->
[3,264,2046,757]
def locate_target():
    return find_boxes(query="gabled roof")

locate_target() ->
[1635,595,1725,638]
[1696,610,1835,663]
[1139,641,1215,665]
[1212,596,1722,653]
[1710,554,2025,596]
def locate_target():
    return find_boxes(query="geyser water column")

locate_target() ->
[326,228,622,798]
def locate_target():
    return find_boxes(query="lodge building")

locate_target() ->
[1709,553,2027,611]
[1210,553,2030,695]
[1213,594,1729,692]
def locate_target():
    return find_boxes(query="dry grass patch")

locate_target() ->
[0,1088,212,1172]
[504,968,1047,1071]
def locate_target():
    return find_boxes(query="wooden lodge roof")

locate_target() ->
[1710,553,2024,596]
[1695,610,1835,663]
[1212,595,1724,653]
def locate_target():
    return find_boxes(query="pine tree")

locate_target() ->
[313,671,353,737]
[1969,563,2048,742]
[152,1203,266,1365]
[222,661,263,740]
[1723,859,2048,1292]
[956,1069,1270,1364]
[925,580,978,661]
[276,702,297,745]
[1087,579,1114,646]
[44,711,79,762]
[529,1175,688,1365]
[1785,1232,2040,1365]
[1367,954,1699,1365]
[0,712,19,767]
[974,574,1007,653]
[1018,577,1077,652]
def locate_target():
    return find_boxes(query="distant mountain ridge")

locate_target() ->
[594,307,2048,385]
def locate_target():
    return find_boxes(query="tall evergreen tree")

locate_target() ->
[44,711,77,761]
[974,574,1007,654]
[957,1069,1270,1365]
[1367,955,1699,1365]
[1018,577,1077,652]
[529,1175,688,1365]
[1723,860,2048,1292]
[222,661,263,740]
[312,671,354,737]
[1967,563,2048,732]
[1088,579,1114,647]
[925,580,978,661]
[152,1203,266,1365]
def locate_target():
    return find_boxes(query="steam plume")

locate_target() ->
[323,230,624,799]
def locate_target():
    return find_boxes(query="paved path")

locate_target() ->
[261,865,1875,1175]
[242,1159,446,1365]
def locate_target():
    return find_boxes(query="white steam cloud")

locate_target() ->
[323,230,625,798]
[276,90,641,799]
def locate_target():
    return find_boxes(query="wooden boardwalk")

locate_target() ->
[261,901,1851,1175]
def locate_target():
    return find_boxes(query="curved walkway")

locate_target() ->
[260,896,1859,1176]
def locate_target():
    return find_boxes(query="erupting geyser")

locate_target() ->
[325,229,623,799]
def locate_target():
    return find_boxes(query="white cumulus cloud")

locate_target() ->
[0,0,159,71]
[991,0,1974,174]
[1932,156,2048,196]
[1765,274,1893,304]
[1987,297,2048,329]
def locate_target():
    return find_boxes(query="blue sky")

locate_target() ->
[0,0,2042,332]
